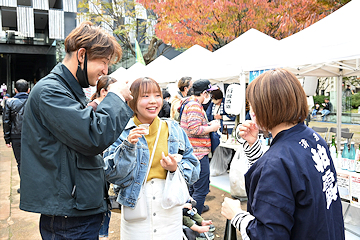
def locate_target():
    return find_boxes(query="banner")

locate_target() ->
[135,39,146,65]
[249,69,271,83]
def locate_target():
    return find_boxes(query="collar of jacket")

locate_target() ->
[13,92,28,99]
[177,91,184,99]
[124,118,137,130]
[124,117,172,133]
[271,122,306,146]
[51,63,87,107]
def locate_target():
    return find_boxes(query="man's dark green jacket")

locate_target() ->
[20,63,133,217]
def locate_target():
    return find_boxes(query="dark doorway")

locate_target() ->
[0,53,56,95]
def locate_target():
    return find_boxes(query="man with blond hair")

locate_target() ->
[20,22,134,239]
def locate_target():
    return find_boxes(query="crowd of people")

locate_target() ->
[1,22,345,240]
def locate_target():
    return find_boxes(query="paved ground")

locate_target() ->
[0,119,358,239]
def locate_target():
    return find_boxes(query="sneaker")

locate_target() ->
[196,232,214,240]
[202,205,210,214]
[208,224,215,232]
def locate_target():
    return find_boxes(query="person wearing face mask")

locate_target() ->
[180,79,221,215]
[170,76,193,122]
[103,77,200,239]
[221,69,344,240]
[19,22,134,239]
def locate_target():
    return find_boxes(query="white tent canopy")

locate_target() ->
[145,55,174,86]
[108,1,359,131]
[170,44,213,81]
[110,45,214,86]
[277,0,360,150]
[112,62,147,85]
[201,29,280,83]
[109,66,127,81]
[280,0,360,77]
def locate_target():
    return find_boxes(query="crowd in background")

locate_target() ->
[0,22,346,240]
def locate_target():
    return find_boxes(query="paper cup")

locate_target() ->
[139,124,150,135]
[173,154,183,162]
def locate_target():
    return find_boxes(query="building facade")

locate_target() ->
[0,0,78,95]
[0,0,181,96]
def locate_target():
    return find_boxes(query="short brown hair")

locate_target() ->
[246,69,308,131]
[64,21,122,65]
[178,77,192,91]
[128,77,162,116]
[91,75,117,100]
[211,89,223,100]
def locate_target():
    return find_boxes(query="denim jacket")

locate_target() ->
[103,118,200,208]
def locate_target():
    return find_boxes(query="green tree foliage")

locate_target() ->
[313,95,327,106]
[351,93,360,109]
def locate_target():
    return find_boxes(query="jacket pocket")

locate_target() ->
[73,154,105,210]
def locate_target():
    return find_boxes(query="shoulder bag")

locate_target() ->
[123,120,162,222]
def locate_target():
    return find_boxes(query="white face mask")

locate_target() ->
[203,92,211,104]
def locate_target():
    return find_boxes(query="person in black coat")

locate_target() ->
[158,90,171,118]
[3,79,29,183]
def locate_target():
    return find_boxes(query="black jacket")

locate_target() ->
[158,100,171,118]
[20,63,133,217]
[2,92,28,144]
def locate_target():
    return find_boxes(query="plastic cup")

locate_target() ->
[139,124,150,135]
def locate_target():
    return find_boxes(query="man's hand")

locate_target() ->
[183,203,192,210]
[108,80,133,101]
[221,197,244,220]
[214,114,222,120]
[209,120,221,132]
[6,143,11,148]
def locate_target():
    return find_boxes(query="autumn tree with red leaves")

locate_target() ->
[138,0,349,51]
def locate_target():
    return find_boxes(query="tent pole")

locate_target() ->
[239,71,246,124]
[336,75,342,153]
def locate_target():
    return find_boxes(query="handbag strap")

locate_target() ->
[143,120,162,185]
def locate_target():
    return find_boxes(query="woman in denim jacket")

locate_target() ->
[103,77,200,240]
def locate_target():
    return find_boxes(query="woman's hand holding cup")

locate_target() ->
[127,126,148,144]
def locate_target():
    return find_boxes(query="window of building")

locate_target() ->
[49,0,62,9]
[17,0,32,6]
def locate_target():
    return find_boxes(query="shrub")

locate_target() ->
[313,95,326,106]
[351,93,360,109]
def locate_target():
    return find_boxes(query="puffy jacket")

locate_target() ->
[20,63,133,217]
[103,117,200,208]
[3,92,28,144]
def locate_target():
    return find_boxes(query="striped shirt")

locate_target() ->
[180,96,210,160]
[232,138,262,240]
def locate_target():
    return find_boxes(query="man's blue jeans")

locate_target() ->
[189,154,210,215]
[40,213,104,240]
[311,109,318,117]
[321,109,331,121]
[99,210,111,237]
